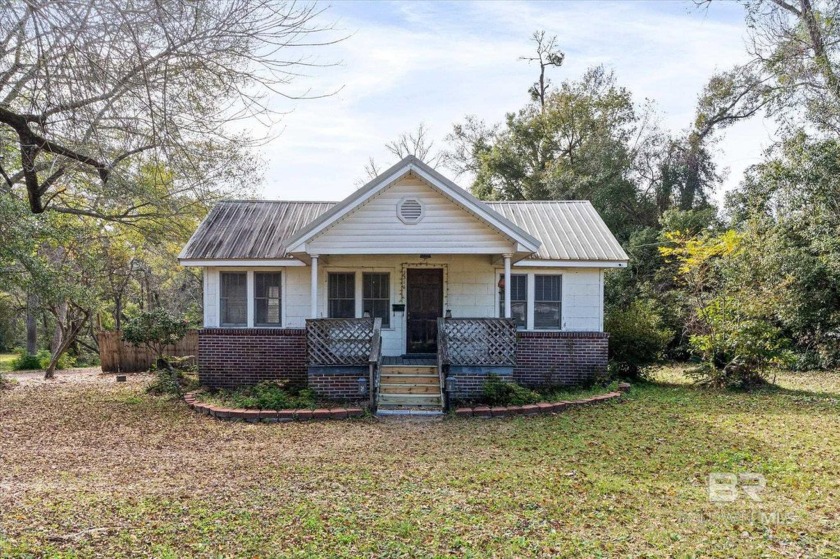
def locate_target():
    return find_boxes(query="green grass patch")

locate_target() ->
[0,366,838,557]
[0,353,15,371]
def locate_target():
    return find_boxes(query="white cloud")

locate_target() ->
[254,0,773,205]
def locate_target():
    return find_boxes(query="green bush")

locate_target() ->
[123,309,189,364]
[211,382,317,410]
[481,374,540,406]
[11,349,75,371]
[687,296,793,389]
[605,298,673,379]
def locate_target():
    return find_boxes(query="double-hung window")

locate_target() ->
[499,274,528,329]
[534,275,562,329]
[220,272,247,326]
[254,272,282,326]
[363,272,390,327]
[328,273,356,318]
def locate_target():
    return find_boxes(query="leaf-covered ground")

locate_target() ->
[0,367,838,558]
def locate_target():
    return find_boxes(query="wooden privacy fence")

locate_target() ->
[439,318,517,367]
[99,330,198,372]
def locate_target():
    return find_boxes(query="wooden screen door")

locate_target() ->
[406,268,443,355]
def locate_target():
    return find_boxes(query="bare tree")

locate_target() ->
[0,0,340,219]
[520,30,565,111]
[362,123,443,181]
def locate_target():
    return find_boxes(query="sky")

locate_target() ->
[255,0,777,204]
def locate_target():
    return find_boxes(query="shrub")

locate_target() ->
[481,374,540,406]
[687,296,793,389]
[605,298,673,379]
[123,309,189,364]
[210,382,317,410]
[11,349,74,371]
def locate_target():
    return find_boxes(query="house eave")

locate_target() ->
[179,258,306,267]
[514,259,628,268]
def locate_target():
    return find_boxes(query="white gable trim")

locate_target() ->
[285,156,541,255]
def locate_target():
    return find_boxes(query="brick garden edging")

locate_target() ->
[453,383,630,418]
[183,391,365,422]
[184,383,631,422]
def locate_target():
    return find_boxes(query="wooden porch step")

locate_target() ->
[380,374,440,385]
[380,365,437,374]
[378,394,442,407]
[380,383,441,394]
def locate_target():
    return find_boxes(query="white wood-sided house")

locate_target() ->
[179,156,628,413]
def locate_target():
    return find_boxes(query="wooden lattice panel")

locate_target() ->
[441,318,517,366]
[306,318,375,366]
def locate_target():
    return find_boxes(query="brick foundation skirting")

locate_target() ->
[513,331,609,388]
[308,368,368,401]
[198,328,307,390]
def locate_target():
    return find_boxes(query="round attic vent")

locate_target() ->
[397,198,424,224]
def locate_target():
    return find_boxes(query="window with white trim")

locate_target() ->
[328,272,355,318]
[499,273,527,329]
[534,275,562,329]
[363,272,390,327]
[254,272,282,326]
[220,272,247,327]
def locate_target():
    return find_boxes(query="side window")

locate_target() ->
[499,274,528,329]
[254,272,282,326]
[363,273,390,327]
[328,272,356,318]
[534,275,562,329]
[220,272,247,326]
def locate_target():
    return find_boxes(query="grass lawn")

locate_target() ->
[0,367,838,558]
[0,353,16,372]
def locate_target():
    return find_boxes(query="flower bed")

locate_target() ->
[183,391,365,422]
[454,383,630,418]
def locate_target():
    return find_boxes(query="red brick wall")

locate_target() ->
[198,328,307,390]
[308,370,367,401]
[513,331,609,388]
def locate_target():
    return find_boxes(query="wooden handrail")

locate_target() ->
[369,317,382,409]
[437,317,447,409]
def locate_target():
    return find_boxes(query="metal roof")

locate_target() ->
[486,201,629,262]
[180,196,628,263]
[178,200,336,260]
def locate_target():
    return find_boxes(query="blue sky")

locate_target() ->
[257,1,775,203]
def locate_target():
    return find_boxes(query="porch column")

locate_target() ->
[310,254,319,318]
[503,253,512,319]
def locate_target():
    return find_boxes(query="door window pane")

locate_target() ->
[363,272,390,327]
[328,273,355,318]
[255,272,282,326]
[220,272,247,326]
[499,274,527,329]
[534,275,562,329]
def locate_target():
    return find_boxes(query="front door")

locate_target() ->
[406,268,443,355]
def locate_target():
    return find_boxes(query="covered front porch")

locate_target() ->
[304,316,518,413]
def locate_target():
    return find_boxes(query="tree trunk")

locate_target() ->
[26,293,38,354]
[114,295,122,331]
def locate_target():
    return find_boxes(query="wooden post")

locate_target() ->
[503,254,512,319]
[310,254,319,318]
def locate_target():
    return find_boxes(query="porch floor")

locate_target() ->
[382,356,437,366]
